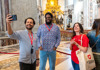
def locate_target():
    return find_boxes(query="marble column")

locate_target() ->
[64,0,67,30]
[83,0,97,30]
[0,0,2,31]
[0,0,9,32]
[98,4,100,18]
[72,0,78,26]
[83,0,89,29]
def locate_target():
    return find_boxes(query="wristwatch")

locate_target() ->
[36,58,39,60]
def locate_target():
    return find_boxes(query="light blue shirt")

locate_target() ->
[7,30,37,64]
[37,23,61,51]
[87,30,100,53]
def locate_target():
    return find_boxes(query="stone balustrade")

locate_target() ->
[60,30,90,41]
[0,36,18,47]
[0,36,19,70]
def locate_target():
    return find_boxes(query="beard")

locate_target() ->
[46,20,52,25]
[26,25,33,30]
[26,27,33,30]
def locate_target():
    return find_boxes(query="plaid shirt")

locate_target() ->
[37,23,61,51]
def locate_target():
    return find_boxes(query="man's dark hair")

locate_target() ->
[45,12,53,18]
[24,17,35,25]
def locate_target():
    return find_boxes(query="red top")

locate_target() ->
[71,34,89,64]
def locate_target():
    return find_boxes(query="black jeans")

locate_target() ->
[92,54,100,70]
[19,61,36,70]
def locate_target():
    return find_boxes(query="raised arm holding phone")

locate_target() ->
[6,14,38,70]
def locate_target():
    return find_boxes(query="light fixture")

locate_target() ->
[50,1,54,6]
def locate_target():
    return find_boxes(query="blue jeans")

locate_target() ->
[39,50,56,70]
[71,60,80,70]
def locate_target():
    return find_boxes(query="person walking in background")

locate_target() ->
[70,22,89,70]
[37,12,61,70]
[6,15,38,70]
[87,19,100,70]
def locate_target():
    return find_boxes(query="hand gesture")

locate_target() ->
[39,46,43,50]
[70,39,75,45]
[6,14,13,24]
[53,47,57,51]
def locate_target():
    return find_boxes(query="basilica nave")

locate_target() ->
[0,0,100,70]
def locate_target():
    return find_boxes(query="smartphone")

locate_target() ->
[10,15,17,21]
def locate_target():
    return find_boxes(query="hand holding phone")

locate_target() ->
[10,15,17,21]
[6,14,17,24]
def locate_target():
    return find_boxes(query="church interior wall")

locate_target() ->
[9,0,39,32]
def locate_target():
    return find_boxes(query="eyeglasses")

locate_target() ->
[31,46,33,54]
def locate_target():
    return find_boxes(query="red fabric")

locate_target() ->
[28,32,33,45]
[71,34,89,64]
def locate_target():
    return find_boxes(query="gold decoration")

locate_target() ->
[43,0,63,16]
[44,0,64,30]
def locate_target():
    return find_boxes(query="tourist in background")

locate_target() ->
[87,19,100,70]
[70,22,89,70]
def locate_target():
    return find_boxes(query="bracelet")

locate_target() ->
[76,44,79,47]
[36,58,39,60]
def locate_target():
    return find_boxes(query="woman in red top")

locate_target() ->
[70,22,89,70]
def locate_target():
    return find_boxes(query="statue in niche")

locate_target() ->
[52,10,57,23]
[67,14,72,28]
[59,16,63,24]
[67,9,72,29]
[81,11,84,25]
[56,17,59,24]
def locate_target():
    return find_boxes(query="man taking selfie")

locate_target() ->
[6,14,38,70]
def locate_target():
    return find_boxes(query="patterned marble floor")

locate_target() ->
[0,41,74,70]
[37,41,74,70]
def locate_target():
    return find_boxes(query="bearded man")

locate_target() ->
[37,12,61,70]
[6,15,38,70]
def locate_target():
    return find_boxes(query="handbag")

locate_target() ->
[76,34,96,70]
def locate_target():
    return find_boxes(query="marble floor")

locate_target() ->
[44,52,74,70]
[44,41,74,70]
[0,41,74,70]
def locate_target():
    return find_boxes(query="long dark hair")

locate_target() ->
[92,19,100,37]
[72,22,84,38]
